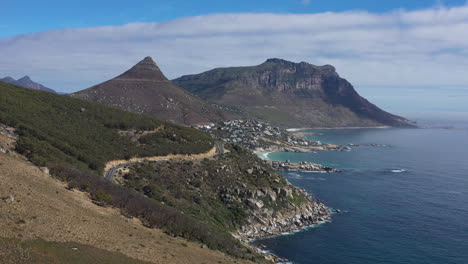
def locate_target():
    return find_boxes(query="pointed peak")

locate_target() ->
[117,56,168,81]
[18,75,32,81]
[142,56,155,63]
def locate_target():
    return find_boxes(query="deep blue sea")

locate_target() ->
[255,120,468,264]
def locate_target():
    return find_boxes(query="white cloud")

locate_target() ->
[1,5,468,92]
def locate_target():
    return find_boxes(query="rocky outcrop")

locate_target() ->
[219,181,331,242]
[72,57,239,125]
[271,160,341,173]
[174,58,414,128]
[234,190,331,242]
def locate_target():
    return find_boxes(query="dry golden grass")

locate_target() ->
[0,153,253,264]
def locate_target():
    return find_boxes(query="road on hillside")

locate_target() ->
[104,141,224,182]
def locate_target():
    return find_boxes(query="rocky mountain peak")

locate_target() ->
[1,75,56,93]
[263,58,336,73]
[264,58,291,64]
[174,59,414,128]
[116,56,168,81]
[17,75,32,82]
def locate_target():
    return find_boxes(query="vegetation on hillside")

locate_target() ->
[122,144,304,231]
[0,238,150,264]
[0,82,310,262]
[0,82,213,173]
[50,164,260,261]
[0,82,265,261]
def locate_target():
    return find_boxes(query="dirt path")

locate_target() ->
[103,145,220,180]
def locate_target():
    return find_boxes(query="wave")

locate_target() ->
[389,169,407,173]
[288,172,303,179]
[302,170,328,174]
[257,151,273,160]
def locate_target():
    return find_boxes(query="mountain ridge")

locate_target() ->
[72,56,240,125]
[173,58,414,128]
[1,75,56,93]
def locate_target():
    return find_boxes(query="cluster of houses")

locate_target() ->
[195,119,321,150]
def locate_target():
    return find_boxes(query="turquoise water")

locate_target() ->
[255,121,468,264]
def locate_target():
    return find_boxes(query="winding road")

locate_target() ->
[104,141,225,182]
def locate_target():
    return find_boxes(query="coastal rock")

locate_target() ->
[272,160,341,173]
[235,195,331,242]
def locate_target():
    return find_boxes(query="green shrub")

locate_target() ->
[92,190,113,205]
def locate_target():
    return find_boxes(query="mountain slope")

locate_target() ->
[173,58,413,128]
[0,80,330,263]
[72,57,239,125]
[0,82,256,260]
[0,81,213,173]
[1,76,56,93]
[0,153,252,264]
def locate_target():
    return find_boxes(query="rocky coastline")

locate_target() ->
[235,196,332,263]
[238,149,342,262]
[270,160,341,173]
[235,199,331,241]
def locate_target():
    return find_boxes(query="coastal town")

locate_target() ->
[193,119,348,173]
[194,119,350,153]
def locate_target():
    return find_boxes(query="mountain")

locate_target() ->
[1,81,328,263]
[72,57,239,125]
[173,58,414,128]
[1,76,56,93]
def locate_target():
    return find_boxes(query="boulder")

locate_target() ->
[3,194,14,202]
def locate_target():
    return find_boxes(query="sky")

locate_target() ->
[2,0,467,38]
[1,0,468,118]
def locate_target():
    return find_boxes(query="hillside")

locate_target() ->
[0,82,260,261]
[173,58,414,128]
[1,76,56,93]
[0,153,252,264]
[72,57,239,125]
[0,81,213,173]
[0,81,330,263]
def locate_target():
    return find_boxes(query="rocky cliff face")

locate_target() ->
[72,57,239,125]
[1,76,56,93]
[229,185,331,242]
[174,58,414,128]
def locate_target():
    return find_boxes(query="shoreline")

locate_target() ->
[287,126,391,132]
[236,199,332,263]
[246,149,337,263]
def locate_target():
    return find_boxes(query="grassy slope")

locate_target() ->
[0,153,252,264]
[0,238,150,264]
[0,81,213,173]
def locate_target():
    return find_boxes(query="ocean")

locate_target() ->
[254,120,468,264]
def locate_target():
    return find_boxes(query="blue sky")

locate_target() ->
[1,0,467,38]
[1,0,468,119]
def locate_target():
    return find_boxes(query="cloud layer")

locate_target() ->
[1,5,468,92]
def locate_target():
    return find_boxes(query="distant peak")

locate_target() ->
[143,56,154,62]
[117,56,168,81]
[18,75,32,81]
[264,58,336,72]
[1,76,16,83]
[265,58,291,64]
[134,56,158,68]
